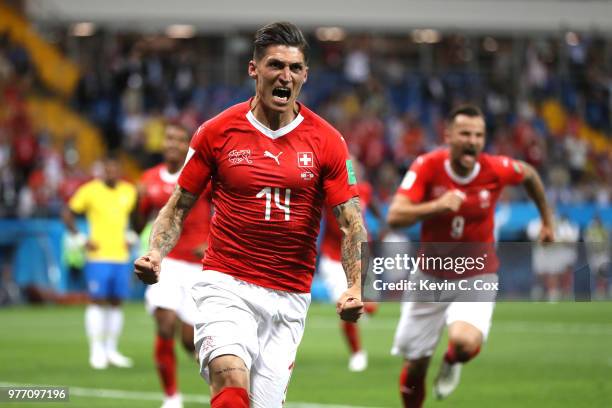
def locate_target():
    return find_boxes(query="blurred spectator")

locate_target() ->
[10,113,38,188]
[585,217,611,299]
[142,108,166,166]
[344,40,371,85]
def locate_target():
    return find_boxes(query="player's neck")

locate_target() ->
[250,98,298,131]
[165,162,182,175]
[450,160,474,177]
[104,180,117,188]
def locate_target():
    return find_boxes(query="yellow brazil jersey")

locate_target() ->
[69,179,137,262]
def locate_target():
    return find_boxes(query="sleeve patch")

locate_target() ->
[346,160,357,185]
[400,170,417,190]
[183,147,196,168]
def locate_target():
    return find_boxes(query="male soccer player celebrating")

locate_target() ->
[387,105,554,407]
[134,22,366,408]
[63,154,137,369]
[137,123,212,408]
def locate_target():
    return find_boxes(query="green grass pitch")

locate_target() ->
[1,302,610,407]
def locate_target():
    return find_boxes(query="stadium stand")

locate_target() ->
[0,1,610,297]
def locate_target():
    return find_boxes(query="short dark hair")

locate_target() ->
[102,150,121,163]
[165,120,192,141]
[448,104,484,123]
[253,21,309,62]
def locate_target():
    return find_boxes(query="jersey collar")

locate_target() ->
[444,159,481,185]
[159,166,181,184]
[246,110,304,140]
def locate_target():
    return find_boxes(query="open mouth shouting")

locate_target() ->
[460,146,479,166]
[272,87,292,104]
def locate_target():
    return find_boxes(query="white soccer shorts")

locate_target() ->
[532,245,577,275]
[318,255,348,301]
[191,270,310,408]
[391,300,495,360]
[145,257,202,325]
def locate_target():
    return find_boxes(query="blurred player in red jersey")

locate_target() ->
[319,159,381,372]
[136,123,212,408]
[387,105,555,407]
[134,22,367,408]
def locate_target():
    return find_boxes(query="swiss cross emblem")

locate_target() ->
[297,152,313,168]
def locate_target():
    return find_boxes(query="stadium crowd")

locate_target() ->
[1,29,611,219]
[0,31,88,218]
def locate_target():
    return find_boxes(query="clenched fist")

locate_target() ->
[436,189,465,213]
[336,285,364,323]
[134,250,162,285]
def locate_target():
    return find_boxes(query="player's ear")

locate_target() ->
[248,60,257,79]
[303,66,309,83]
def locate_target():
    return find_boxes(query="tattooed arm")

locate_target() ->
[333,196,368,322]
[134,186,199,284]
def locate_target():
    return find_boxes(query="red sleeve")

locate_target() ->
[396,156,430,203]
[137,171,151,215]
[489,155,526,186]
[178,124,214,195]
[358,183,373,208]
[322,131,358,207]
[138,185,152,215]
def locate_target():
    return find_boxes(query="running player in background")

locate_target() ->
[136,123,212,408]
[528,214,579,302]
[62,154,137,369]
[319,159,381,372]
[134,22,367,408]
[387,105,554,407]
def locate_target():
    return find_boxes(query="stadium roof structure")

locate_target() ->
[26,0,612,34]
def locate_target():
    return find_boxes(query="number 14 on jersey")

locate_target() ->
[257,187,291,221]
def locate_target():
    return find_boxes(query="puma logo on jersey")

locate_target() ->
[264,150,283,165]
[228,149,252,164]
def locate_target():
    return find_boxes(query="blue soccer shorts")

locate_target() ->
[85,261,131,300]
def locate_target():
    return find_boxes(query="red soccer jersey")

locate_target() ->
[140,164,212,264]
[178,101,358,292]
[321,182,372,262]
[396,149,525,277]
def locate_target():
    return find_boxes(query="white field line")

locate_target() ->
[0,381,389,408]
[305,317,612,335]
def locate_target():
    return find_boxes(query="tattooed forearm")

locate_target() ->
[149,186,198,258]
[334,197,368,288]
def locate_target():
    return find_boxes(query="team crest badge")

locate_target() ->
[228,149,252,164]
[479,189,491,208]
[202,336,217,353]
[432,186,447,197]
